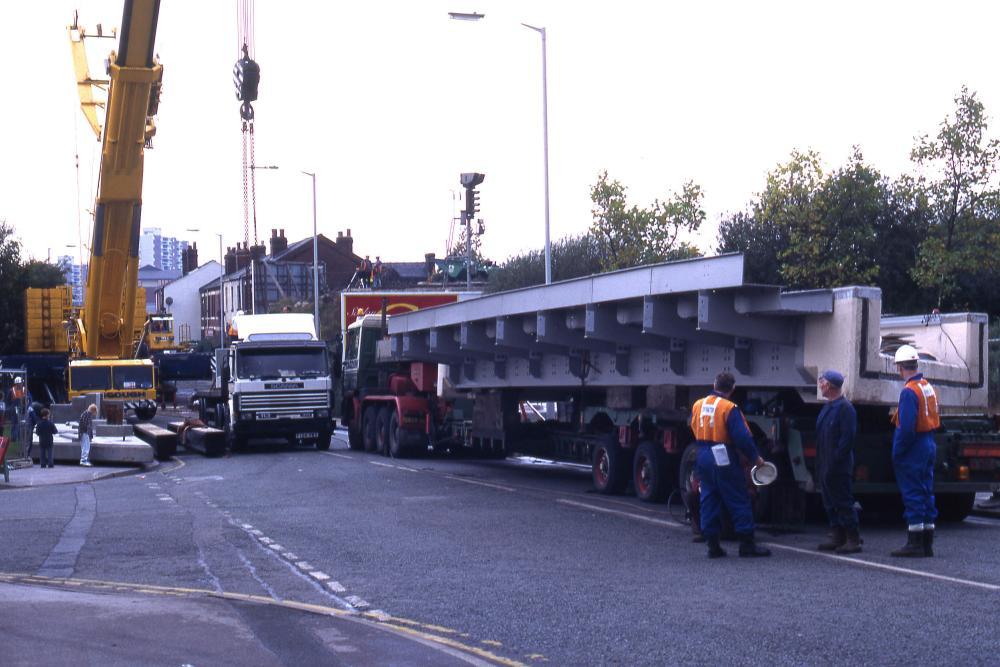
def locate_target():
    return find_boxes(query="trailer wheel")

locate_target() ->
[315,429,332,451]
[936,492,976,522]
[387,409,404,458]
[363,405,378,453]
[376,406,392,456]
[347,424,363,450]
[592,436,628,494]
[633,441,668,502]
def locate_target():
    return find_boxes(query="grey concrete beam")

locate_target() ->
[538,311,616,353]
[495,316,562,358]
[733,288,833,315]
[643,296,733,347]
[697,291,796,344]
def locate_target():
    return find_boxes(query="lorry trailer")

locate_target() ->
[340,253,997,522]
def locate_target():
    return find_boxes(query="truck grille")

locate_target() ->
[239,391,329,413]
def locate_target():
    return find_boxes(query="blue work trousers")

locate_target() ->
[819,472,858,530]
[893,434,937,526]
[696,444,754,537]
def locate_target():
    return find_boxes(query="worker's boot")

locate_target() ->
[817,526,846,551]
[923,525,935,557]
[835,528,862,554]
[737,532,772,557]
[890,528,925,557]
[706,535,726,558]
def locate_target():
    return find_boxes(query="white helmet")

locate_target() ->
[894,344,920,363]
[13,376,22,384]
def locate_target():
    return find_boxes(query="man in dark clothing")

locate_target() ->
[815,369,862,553]
[35,408,58,468]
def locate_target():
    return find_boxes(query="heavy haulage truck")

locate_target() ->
[338,254,999,522]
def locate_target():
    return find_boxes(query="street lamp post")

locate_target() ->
[449,12,553,284]
[521,23,553,285]
[302,171,321,339]
[188,229,226,348]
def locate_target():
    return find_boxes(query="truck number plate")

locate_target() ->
[296,432,319,439]
[256,412,277,420]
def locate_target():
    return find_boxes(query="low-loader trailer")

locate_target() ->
[339,254,998,522]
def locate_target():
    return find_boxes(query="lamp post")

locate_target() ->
[188,229,226,347]
[449,12,553,284]
[301,171,321,339]
[521,23,552,285]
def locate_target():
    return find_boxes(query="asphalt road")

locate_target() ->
[1,430,999,666]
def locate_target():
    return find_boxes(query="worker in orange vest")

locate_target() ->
[890,345,940,557]
[690,372,770,558]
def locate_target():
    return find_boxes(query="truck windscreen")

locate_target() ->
[237,347,328,380]
[113,366,155,390]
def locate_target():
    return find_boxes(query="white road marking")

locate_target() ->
[557,499,1000,592]
[326,581,347,593]
[556,499,684,528]
[309,571,331,581]
[766,542,1000,592]
[267,544,284,552]
[444,475,515,493]
[258,537,273,545]
[966,517,1000,527]
[241,523,254,530]
[282,552,299,561]
[393,464,419,472]
[323,452,352,460]
[367,609,391,622]
[370,461,396,469]
[249,529,263,537]
[295,561,314,571]
[345,595,369,608]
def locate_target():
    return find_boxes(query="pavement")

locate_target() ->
[0,460,156,489]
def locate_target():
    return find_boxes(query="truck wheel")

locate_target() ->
[376,407,392,456]
[387,409,403,458]
[347,424,363,450]
[592,436,628,494]
[936,492,976,522]
[363,405,378,452]
[315,429,332,451]
[134,404,157,421]
[633,441,668,502]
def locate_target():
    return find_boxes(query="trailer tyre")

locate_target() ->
[315,429,332,451]
[376,406,392,456]
[387,409,404,458]
[633,441,668,502]
[936,492,976,522]
[592,436,628,494]
[347,425,363,450]
[362,405,378,453]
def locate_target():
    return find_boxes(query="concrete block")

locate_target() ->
[32,437,154,464]
[94,423,134,437]
[48,403,79,423]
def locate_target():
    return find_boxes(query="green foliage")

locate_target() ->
[486,234,603,293]
[589,171,704,271]
[0,221,23,354]
[22,260,67,288]
[909,86,1000,307]
[446,223,489,264]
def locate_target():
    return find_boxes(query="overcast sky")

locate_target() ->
[2,1,998,270]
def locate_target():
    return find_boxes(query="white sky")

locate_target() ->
[2,1,998,269]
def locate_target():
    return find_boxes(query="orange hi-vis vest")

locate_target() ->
[691,395,747,443]
[894,377,941,432]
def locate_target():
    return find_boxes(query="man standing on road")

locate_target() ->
[890,345,939,557]
[78,404,97,467]
[690,372,771,558]
[815,369,862,553]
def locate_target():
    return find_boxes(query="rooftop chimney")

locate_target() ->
[335,228,354,256]
[269,228,288,256]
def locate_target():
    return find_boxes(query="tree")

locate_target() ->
[909,87,1000,307]
[589,171,703,272]
[717,210,786,285]
[0,220,23,354]
[487,234,603,293]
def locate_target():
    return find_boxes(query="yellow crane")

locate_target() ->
[64,0,163,418]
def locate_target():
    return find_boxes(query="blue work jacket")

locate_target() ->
[815,395,857,475]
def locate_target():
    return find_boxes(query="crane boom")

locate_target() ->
[78,0,162,360]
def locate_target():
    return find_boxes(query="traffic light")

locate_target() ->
[465,188,480,220]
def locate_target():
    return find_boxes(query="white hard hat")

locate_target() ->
[894,344,920,364]
[751,461,778,487]
[14,376,22,384]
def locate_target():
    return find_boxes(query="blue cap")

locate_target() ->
[820,369,844,388]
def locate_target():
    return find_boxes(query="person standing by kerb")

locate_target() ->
[35,408,58,468]
[890,345,940,557]
[78,404,97,467]
[815,370,862,554]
